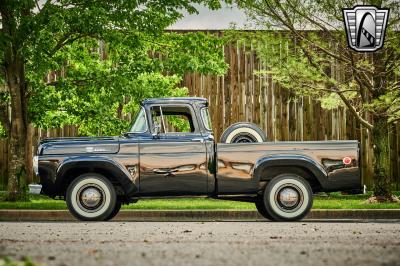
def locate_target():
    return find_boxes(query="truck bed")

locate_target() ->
[216,140,360,194]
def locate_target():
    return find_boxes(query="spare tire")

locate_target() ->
[220,122,267,143]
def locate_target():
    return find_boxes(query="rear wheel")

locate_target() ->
[66,173,117,221]
[262,174,313,221]
[220,122,267,143]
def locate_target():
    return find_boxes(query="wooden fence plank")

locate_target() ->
[266,75,274,141]
[281,88,289,141]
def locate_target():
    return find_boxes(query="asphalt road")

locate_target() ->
[1,221,400,266]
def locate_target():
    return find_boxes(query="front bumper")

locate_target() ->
[33,156,39,176]
[28,184,42,195]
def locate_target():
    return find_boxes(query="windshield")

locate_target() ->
[201,107,212,131]
[130,107,148,133]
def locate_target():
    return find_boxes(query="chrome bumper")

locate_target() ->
[28,184,42,195]
[33,156,39,176]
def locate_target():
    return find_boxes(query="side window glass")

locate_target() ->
[150,105,196,133]
[150,106,163,132]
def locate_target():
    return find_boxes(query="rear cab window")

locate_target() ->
[150,105,197,134]
[201,107,212,131]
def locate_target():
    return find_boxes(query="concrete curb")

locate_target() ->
[1,209,400,221]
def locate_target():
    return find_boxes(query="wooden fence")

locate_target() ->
[1,40,400,189]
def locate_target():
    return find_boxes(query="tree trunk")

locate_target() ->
[371,117,392,198]
[7,122,27,201]
[26,123,34,184]
[5,54,29,201]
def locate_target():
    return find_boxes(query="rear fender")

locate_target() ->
[56,156,137,197]
[253,154,328,187]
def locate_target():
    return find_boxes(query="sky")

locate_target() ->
[168,4,255,30]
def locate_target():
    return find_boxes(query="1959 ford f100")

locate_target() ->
[30,97,364,221]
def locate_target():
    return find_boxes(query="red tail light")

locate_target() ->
[343,157,352,165]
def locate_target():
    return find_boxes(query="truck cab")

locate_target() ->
[126,98,215,196]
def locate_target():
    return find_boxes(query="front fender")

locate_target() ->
[56,156,138,197]
[252,154,328,187]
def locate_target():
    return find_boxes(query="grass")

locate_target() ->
[0,257,42,266]
[0,192,399,210]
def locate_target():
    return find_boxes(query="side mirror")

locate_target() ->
[152,122,161,137]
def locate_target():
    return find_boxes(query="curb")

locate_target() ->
[1,209,400,221]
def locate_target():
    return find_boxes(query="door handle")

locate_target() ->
[153,168,178,177]
[153,169,167,174]
[191,138,204,143]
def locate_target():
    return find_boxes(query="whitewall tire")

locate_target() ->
[220,122,267,143]
[66,173,117,221]
[263,174,313,221]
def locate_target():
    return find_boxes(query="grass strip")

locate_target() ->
[0,192,399,210]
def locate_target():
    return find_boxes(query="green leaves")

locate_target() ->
[0,124,6,138]
[27,30,226,136]
[153,32,228,75]
[0,1,228,137]
[234,0,400,127]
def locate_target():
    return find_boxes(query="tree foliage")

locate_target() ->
[1,0,228,136]
[29,31,227,136]
[235,0,400,197]
[0,0,228,200]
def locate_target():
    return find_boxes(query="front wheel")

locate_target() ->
[263,174,313,221]
[66,173,117,221]
[255,196,274,220]
[105,200,122,221]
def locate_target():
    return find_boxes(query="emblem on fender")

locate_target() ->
[342,5,389,52]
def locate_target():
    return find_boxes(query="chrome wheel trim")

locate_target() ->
[70,177,112,218]
[268,178,310,219]
[76,184,105,212]
[275,185,303,212]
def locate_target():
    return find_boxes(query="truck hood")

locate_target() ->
[38,137,120,155]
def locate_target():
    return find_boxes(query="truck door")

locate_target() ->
[139,104,209,196]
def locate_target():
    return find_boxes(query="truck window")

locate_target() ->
[130,107,148,133]
[150,105,195,133]
[201,107,212,131]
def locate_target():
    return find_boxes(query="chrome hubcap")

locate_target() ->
[278,187,300,208]
[77,184,105,212]
[81,187,102,207]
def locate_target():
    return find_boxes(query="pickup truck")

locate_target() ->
[30,97,364,221]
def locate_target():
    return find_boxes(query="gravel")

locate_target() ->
[1,220,400,266]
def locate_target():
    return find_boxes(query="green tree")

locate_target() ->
[235,0,400,199]
[0,0,227,200]
[31,32,227,136]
